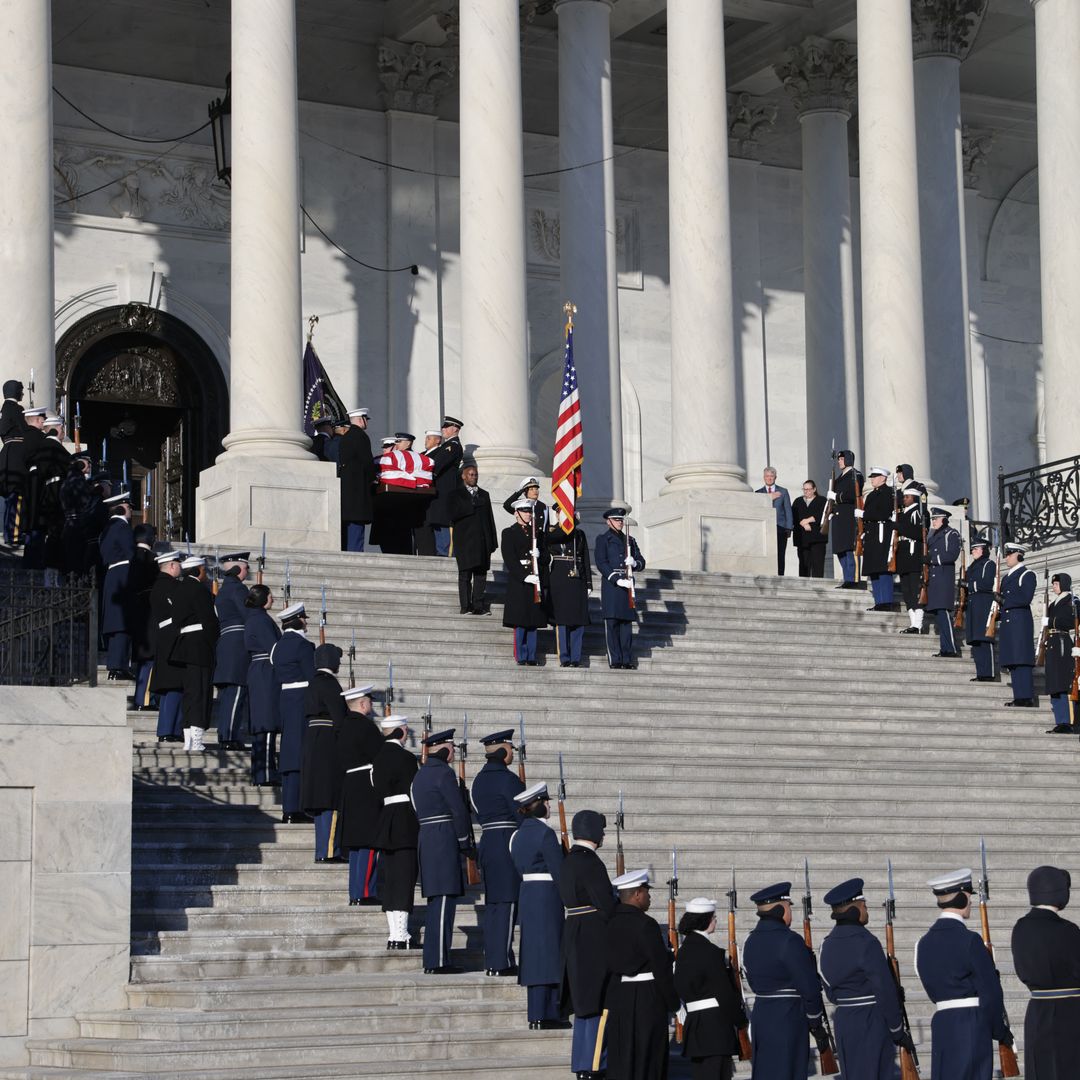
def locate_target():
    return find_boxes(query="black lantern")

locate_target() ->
[208,74,231,187]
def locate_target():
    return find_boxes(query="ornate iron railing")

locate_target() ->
[0,568,98,686]
[998,455,1080,551]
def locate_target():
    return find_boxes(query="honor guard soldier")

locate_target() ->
[213,553,251,750]
[595,506,646,669]
[99,491,135,679]
[673,897,749,1080]
[372,715,420,950]
[449,461,498,615]
[1043,573,1080,732]
[243,584,282,786]
[23,413,70,574]
[301,643,347,861]
[999,542,1038,706]
[829,450,863,586]
[338,407,375,552]
[149,551,186,742]
[271,602,317,822]
[503,475,548,521]
[818,878,911,1080]
[546,511,593,667]
[964,536,998,682]
[510,782,566,1028]
[415,415,463,557]
[1011,865,1080,1078]
[604,868,680,1080]
[915,869,1013,1079]
[500,498,547,665]
[336,685,384,905]
[171,556,220,752]
[896,483,929,634]
[412,729,473,974]
[471,729,526,975]
[129,524,158,709]
[559,809,616,1079]
[926,507,962,657]
[861,468,896,610]
[742,881,830,1080]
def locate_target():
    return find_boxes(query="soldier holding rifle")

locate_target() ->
[964,535,998,683]
[926,507,963,658]
[826,449,863,587]
[1043,572,1080,732]
[595,506,646,670]
[896,483,929,635]
[999,542,1039,707]
[861,467,896,611]
[500,498,547,665]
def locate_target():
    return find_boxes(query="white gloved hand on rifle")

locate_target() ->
[524,574,540,586]
[826,489,837,501]
[1042,617,1050,628]
[1072,647,1080,658]
[529,547,540,557]
[616,578,633,589]
[854,508,864,519]
[624,555,636,567]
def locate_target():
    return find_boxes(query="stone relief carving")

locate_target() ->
[55,305,162,401]
[775,37,858,116]
[962,126,996,190]
[525,198,641,289]
[726,92,779,160]
[84,347,181,407]
[910,0,989,59]
[377,39,458,113]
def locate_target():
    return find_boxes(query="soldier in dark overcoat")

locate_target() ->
[860,467,896,610]
[509,782,565,1027]
[149,550,185,741]
[0,399,40,545]
[412,728,473,973]
[213,554,251,749]
[243,583,282,785]
[271,602,317,821]
[99,494,135,679]
[896,485,929,635]
[559,810,616,1078]
[129,524,159,709]
[372,715,420,949]
[336,685,384,904]
[674,897,748,1080]
[471,729,525,974]
[1011,865,1080,1080]
[818,878,911,1080]
[546,512,592,667]
[449,462,497,614]
[604,869,680,1080]
[501,499,547,664]
[22,415,70,572]
[916,869,1013,1080]
[170,556,220,752]
[925,506,963,656]
[828,450,863,586]
[594,507,645,669]
[742,881,829,1080]
[1043,573,1080,731]
[999,542,1038,706]
[964,536,998,682]
[59,457,95,576]
[301,643,347,860]
[338,408,376,552]
[415,415,463,556]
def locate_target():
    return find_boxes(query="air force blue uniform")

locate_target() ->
[927,521,962,655]
[999,561,1038,703]
[271,629,316,815]
[244,608,281,785]
[213,574,250,746]
[595,524,645,669]
[964,549,998,680]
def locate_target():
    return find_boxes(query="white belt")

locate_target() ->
[179,623,203,634]
[621,972,654,983]
[936,997,980,1012]
[346,764,373,774]
[522,873,553,882]
[158,618,172,628]
[107,560,129,569]
[281,681,309,690]
[685,997,719,1013]
[383,794,410,805]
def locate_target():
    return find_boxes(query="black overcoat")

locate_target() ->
[545,527,592,627]
[829,467,863,556]
[338,425,376,523]
[337,712,385,850]
[558,844,615,1017]
[792,495,828,551]
[424,436,463,527]
[371,740,420,851]
[1045,592,1080,696]
[148,573,185,692]
[169,574,220,668]
[501,522,548,629]
[129,546,159,663]
[673,930,747,1060]
[300,670,347,813]
[449,485,497,570]
[894,503,926,576]
[860,485,895,577]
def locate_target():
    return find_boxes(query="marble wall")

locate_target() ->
[0,686,131,1065]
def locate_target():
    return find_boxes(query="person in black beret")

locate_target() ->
[1011,865,1080,1079]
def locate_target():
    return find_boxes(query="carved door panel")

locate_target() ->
[164,422,184,542]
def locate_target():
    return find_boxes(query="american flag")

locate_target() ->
[551,305,582,535]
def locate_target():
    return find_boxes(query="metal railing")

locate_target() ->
[0,568,98,686]
[998,455,1080,551]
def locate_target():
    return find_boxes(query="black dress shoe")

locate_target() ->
[460,607,469,614]
[970,676,995,682]
[350,899,363,906]
[1047,725,1073,734]
[424,965,462,974]
[899,627,920,635]
[486,966,517,976]
[560,661,570,668]
[933,652,960,658]
[1005,699,1036,707]
[526,660,537,666]
[528,1020,542,1030]
[570,662,580,668]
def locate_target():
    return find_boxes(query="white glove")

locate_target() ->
[616,578,633,589]
[890,513,897,522]
[530,547,540,557]
[1042,617,1050,628]
[588,589,595,598]
[826,489,837,501]
[519,559,530,567]
[524,574,540,586]
[676,1005,688,1027]
[854,508,864,520]
[624,555,636,567]
[1072,647,1080,658]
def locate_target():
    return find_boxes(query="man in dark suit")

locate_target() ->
[415,415,463,556]
[338,407,375,552]
[756,467,794,575]
[449,461,497,614]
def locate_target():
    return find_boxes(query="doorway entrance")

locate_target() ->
[55,304,229,542]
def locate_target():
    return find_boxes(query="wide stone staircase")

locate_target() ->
[6,550,1078,1078]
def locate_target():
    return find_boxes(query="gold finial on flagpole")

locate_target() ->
[563,300,576,331]
[307,314,319,343]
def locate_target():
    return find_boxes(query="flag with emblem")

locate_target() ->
[302,341,348,439]
[551,303,582,535]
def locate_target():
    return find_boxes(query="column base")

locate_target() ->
[195,456,342,551]
[661,462,749,494]
[639,488,776,575]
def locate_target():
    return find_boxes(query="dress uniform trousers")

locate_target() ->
[215,685,249,745]
[605,619,633,667]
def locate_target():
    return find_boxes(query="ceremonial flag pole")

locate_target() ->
[551,301,582,534]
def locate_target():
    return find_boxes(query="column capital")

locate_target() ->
[726,92,778,160]
[911,0,988,60]
[774,36,857,117]
[961,125,996,189]
[377,38,458,114]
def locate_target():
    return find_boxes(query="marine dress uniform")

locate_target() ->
[471,730,526,974]
[742,881,828,1080]
[926,508,963,657]
[896,486,928,634]
[964,537,998,681]
[244,602,282,785]
[300,645,347,860]
[594,507,645,669]
[818,878,907,1080]
[415,418,462,556]
[860,469,895,609]
[129,535,159,709]
[411,729,473,973]
[98,497,135,677]
[271,603,317,820]
[509,783,565,1025]
[500,501,548,664]
[170,558,220,751]
[546,519,593,667]
[915,869,1013,1080]
[999,544,1038,706]
[213,558,251,749]
[1011,865,1080,1080]
[335,685,384,904]
[149,551,185,741]
[1043,574,1080,731]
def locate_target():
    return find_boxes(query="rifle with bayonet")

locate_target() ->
[917,495,930,609]
[669,847,683,1042]
[614,790,625,877]
[854,472,865,583]
[801,859,840,1075]
[211,546,221,597]
[385,660,394,717]
[557,751,570,852]
[319,584,328,646]
[420,695,433,765]
[257,531,266,586]
[884,861,922,1080]
[625,518,637,611]
[283,558,292,608]
[978,839,1019,1077]
[529,501,542,604]
[820,439,837,537]
[1036,566,1050,666]
[1071,600,1080,704]
[516,713,527,784]
[348,629,356,685]
[986,542,1003,639]
[953,546,968,632]
[456,714,480,886]
[726,868,753,1061]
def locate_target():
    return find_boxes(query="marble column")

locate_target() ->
[856,0,936,491]
[197,0,339,548]
[912,0,987,500]
[555,0,623,515]
[776,38,860,481]
[458,0,538,483]
[0,3,55,409]
[1031,0,1080,463]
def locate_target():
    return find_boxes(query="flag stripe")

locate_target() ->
[552,323,581,534]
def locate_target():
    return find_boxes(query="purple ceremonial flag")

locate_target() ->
[302,341,348,438]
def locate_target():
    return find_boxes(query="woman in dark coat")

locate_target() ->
[301,643,348,859]
[674,900,749,1080]
[1044,573,1080,730]
[449,463,497,614]
[244,584,282,786]
[545,513,592,667]
[501,500,548,664]
[791,481,828,578]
